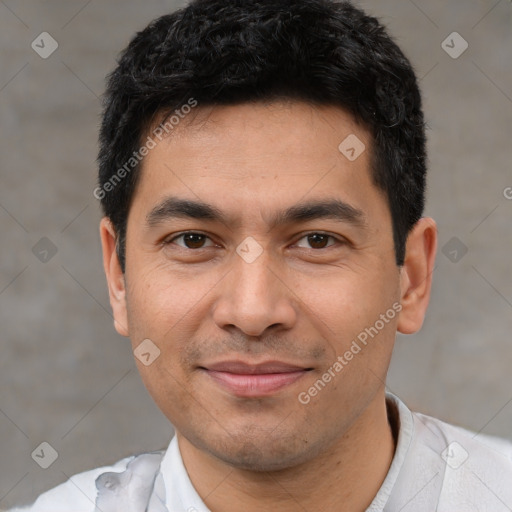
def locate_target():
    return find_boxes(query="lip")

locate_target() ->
[200,360,312,397]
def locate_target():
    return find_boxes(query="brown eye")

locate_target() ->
[308,234,329,249]
[295,233,337,249]
[166,232,214,249]
[183,233,207,248]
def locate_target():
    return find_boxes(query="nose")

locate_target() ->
[212,246,297,337]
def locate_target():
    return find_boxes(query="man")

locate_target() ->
[10,0,512,510]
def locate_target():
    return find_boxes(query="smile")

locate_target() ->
[200,360,312,397]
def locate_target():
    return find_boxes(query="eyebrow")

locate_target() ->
[145,196,367,230]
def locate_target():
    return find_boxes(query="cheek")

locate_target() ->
[295,269,392,330]
[125,262,216,339]
[137,361,196,424]
[302,270,399,377]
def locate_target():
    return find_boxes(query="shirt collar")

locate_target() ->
[365,392,415,510]
[159,434,211,512]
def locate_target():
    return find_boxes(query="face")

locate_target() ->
[101,101,434,472]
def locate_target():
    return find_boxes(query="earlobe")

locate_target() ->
[99,217,130,337]
[396,217,437,335]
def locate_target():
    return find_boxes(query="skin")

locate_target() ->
[100,100,437,511]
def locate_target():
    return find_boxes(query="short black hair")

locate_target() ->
[97,0,427,273]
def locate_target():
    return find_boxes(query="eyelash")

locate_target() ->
[163,231,344,250]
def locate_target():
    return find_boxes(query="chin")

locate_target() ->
[201,430,322,473]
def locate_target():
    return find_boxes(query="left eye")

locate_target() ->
[295,233,338,249]
[166,232,215,249]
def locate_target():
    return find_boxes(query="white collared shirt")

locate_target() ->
[8,393,512,511]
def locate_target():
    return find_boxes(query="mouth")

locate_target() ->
[199,360,313,398]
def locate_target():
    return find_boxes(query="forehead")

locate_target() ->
[148,100,369,163]
[129,101,386,228]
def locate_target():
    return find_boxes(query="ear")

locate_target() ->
[99,217,129,337]
[397,217,437,335]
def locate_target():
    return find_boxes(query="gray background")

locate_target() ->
[1,0,511,507]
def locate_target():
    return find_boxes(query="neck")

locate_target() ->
[177,390,396,512]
